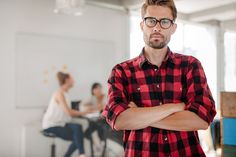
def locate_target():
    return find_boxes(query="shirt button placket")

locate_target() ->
[163,135,170,157]
[164,136,168,142]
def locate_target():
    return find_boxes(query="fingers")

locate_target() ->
[128,101,138,108]
[128,105,135,108]
[178,102,186,111]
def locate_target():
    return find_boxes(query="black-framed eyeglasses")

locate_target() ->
[143,17,174,29]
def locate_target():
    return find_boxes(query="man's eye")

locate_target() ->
[149,19,156,24]
[162,20,170,24]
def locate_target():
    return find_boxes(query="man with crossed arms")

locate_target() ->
[102,0,216,156]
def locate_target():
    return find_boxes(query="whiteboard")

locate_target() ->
[15,33,115,108]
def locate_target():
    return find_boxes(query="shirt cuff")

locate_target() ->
[186,102,215,124]
[102,103,129,130]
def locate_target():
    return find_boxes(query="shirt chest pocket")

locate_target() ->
[164,82,184,103]
[128,84,150,106]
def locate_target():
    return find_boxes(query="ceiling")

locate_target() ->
[175,0,236,22]
[87,0,236,22]
[175,0,236,14]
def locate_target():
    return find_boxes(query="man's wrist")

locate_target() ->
[167,103,184,113]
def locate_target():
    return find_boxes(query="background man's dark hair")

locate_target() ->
[91,82,102,95]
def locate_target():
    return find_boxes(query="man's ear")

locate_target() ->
[171,23,177,35]
[140,21,144,32]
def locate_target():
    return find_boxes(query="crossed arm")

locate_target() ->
[150,110,208,131]
[106,59,216,132]
[114,102,208,131]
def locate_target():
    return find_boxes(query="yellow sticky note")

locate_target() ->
[43,79,48,84]
[52,65,56,71]
[43,70,49,75]
[62,64,68,70]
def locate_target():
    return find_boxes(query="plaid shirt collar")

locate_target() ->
[138,47,174,68]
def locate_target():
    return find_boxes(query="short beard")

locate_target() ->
[143,33,169,49]
[149,40,166,49]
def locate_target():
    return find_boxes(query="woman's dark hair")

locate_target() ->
[91,82,102,95]
[57,71,70,86]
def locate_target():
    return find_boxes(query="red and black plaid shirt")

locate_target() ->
[102,47,216,157]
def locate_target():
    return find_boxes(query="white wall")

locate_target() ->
[0,0,129,156]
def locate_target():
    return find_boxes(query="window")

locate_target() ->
[130,16,144,58]
[183,24,217,104]
[224,31,236,91]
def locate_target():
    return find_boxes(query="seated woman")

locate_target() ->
[42,72,93,157]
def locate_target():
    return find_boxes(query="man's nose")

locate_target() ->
[153,22,162,32]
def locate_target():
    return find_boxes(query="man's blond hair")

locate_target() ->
[141,0,177,21]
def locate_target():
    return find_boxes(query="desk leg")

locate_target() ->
[51,143,56,157]
[101,138,107,157]
[89,136,94,157]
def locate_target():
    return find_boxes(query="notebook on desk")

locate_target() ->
[72,100,100,119]
[84,112,101,119]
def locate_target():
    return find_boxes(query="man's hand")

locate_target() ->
[128,102,138,108]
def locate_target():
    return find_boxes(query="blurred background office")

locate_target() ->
[0,0,236,157]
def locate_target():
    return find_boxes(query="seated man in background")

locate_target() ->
[42,72,94,157]
[83,82,123,155]
[81,82,106,113]
[81,83,107,153]
[91,82,106,112]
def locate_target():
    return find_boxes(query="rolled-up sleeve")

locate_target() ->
[102,65,129,130]
[185,57,216,124]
